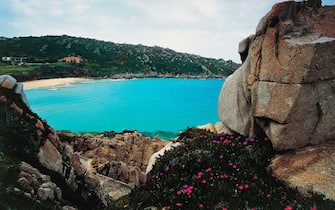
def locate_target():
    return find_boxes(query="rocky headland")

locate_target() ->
[0,74,168,208]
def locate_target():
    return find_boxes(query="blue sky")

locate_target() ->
[0,0,333,62]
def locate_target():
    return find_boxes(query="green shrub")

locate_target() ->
[129,128,335,210]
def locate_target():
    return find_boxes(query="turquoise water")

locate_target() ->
[25,78,224,138]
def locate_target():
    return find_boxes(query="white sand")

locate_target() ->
[23,77,89,90]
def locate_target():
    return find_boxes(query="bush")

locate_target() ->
[129,128,335,210]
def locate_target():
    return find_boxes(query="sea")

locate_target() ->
[25,78,225,139]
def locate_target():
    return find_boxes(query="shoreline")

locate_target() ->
[22,75,225,90]
[23,77,90,90]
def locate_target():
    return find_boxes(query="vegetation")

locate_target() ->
[125,128,335,210]
[0,35,239,81]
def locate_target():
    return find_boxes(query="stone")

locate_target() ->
[15,82,29,107]
[0,74,17,89]
[37,139,63,173]
[197,123,217,133]
[38,187,54,200]
[217,2,335,151]
[146,141,181,174]
[270,140,335,200]
[218,55,252,136]
[238,35,255,62]
[16,162,63,202]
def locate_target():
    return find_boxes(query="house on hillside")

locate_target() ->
[1,56,26,65]
[59,54,84,64]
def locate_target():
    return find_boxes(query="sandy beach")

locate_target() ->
[23,77,89,90]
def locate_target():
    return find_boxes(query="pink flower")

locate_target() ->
[219,154,224,159]
[223,139,230,144]
[177,190,182,195]
[243,141,248,145]
[266,193,271,198]
[284,205,293,210]
[310,207,317,210]
[253,175,258,180]
[238,185,244,190]
[184,186,194,195]
[220,174,228,179]
[164,166,170,171]
[176,202,182,207]
[202,179,207,184]
[196,172,203,179]
[231,143,236,147]
[198,203,204,208]
[244,184,249,189]
[250,137,255,142]
[165,206,171,210]
[171,163,176,167]
[205,168,212,173]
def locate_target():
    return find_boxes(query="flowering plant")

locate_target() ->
[129,128,334,209]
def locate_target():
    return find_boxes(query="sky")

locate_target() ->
[0,0,333,63]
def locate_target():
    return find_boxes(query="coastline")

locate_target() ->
[22,74,225,90]
[23,77,90,90]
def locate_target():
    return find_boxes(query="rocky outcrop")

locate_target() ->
[15,162,62,202]
[218,1,335,201]
[218,1,335,151]
[59,131,168,186]
[0,75,168,207]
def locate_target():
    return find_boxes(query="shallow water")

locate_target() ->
[25,78,224,139]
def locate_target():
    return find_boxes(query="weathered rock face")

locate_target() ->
[59,130,168,186]
[0,75,168,207]
[270,141,335,200]
[218,2,335,151]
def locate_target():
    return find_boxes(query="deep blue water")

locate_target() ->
[25,78,224,139]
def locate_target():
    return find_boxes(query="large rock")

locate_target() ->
[218,2,335,151]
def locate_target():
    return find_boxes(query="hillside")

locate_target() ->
[0,35,239,81]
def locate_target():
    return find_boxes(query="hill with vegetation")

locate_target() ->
[0,35,239,81]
